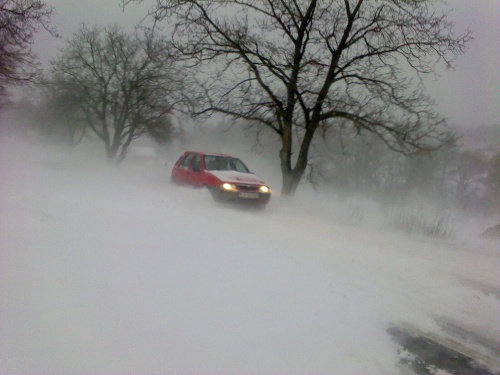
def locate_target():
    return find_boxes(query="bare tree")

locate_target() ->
[127,0,471,195]
[49,24,182,163]
[0,0,56,96]
[39,86,88,147]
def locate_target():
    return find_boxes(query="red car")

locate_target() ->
[171,151,271,206]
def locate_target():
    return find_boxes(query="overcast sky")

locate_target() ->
[33,0,500,128]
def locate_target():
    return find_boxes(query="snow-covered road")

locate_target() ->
[1,137,498,374]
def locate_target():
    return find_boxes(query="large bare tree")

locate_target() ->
[49,24,182,163]
[128,0,471,195]
[0,0,56,96]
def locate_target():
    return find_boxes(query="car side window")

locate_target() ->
[191,154,202,171]
[180,153,194,167]
[204,155,216,170]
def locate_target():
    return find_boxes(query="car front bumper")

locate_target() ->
[212,188,271,205]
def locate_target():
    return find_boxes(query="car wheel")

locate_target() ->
[209,188,223,202]
[254,203,267,210]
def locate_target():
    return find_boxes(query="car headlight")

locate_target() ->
[259,185,270,193]
[222,183,237,191]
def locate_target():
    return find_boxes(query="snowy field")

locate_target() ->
[1,135,499,375]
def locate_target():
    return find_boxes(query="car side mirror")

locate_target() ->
[192,165,201,172]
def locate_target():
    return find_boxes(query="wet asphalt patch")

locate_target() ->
[388,325,498,375]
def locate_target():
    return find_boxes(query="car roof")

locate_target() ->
[184,151,235,158]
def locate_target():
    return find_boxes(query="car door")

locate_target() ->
[187,153,205,186]
[176,152,195,184]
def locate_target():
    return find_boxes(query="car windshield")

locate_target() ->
[204,155,250,173]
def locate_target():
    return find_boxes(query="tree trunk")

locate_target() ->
[116,128,135,165]
[116,144,129,166]
[280,149,309,196]
[105,142,119,162]
[279,126,316,196]
[281,170,301,196]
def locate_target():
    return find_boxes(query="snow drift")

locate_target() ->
[1,135,498,374]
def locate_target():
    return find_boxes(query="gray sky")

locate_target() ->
[33,0,500,127]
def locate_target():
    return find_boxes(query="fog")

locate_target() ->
[1,120,499,374]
